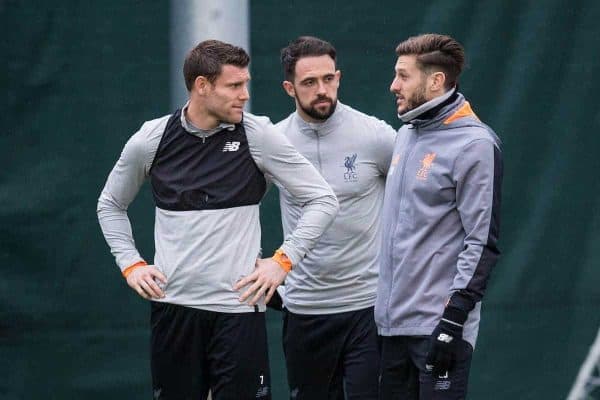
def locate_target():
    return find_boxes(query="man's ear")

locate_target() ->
[332,70,342,89]
[194,76,211,96]
[429,71,446,93]
[282,80,295,98]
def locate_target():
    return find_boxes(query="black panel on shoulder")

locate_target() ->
[149,110,266,211]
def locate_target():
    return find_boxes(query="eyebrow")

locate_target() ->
[228,76,251,84]
[300,73,335,83]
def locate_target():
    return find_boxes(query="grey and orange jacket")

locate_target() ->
[374,89,503,347]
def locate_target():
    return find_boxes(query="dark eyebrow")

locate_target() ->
[301,73,334,83]
[229,76,251,85]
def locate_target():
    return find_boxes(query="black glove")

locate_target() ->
[425,305,468,376]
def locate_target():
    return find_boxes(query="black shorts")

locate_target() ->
[379,335,473,400]
[150,302,271,400]
[282,306,380,400]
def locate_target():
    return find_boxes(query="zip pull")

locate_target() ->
[202,136,206,144]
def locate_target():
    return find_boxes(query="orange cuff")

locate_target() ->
[122,260,148,278]
[272,249,292,272]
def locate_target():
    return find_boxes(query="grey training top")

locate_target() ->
[375,90,503,347]
[97,105,338,313]
[276,102,396,314]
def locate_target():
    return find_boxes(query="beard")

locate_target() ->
[400,81,428,114]
[298,95,337,121]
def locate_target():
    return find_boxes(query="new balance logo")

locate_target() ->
[435,379,451,390]
[256,385,270,398]
[222,141,240,152]
[437,333,453,343]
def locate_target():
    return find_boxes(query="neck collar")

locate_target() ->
[398,87,458,124]
[180,102,236,137]
[295,101,345,137]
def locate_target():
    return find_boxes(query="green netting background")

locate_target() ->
[1,1,599,399]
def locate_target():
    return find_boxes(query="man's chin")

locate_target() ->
[309,103,336,120]
[398,103,423,116]
[313,111,332,120]
[224,110,244,124]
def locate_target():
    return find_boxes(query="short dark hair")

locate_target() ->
[280,36,336,81]
[395,34,465,89]
[183,40,250,91]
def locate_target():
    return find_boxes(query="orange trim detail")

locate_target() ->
[443,101,479,125]
[122,260,148,278]
[272,249,292,272]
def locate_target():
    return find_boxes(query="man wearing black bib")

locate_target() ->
[97,40,338,400]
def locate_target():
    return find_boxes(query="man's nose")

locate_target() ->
[240,85,250,100]
[390,78,400,93]
[316,81,327,95]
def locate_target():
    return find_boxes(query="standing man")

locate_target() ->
[275,36,396,399]
[376,33,503,399]
[97,40,338,400]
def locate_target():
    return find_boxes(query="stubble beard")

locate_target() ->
[402,81,428,114]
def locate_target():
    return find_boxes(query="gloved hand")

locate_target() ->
[425,305,468,376]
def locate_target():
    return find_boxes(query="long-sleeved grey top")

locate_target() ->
[276,102,396,314]
[97,105,338,313]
